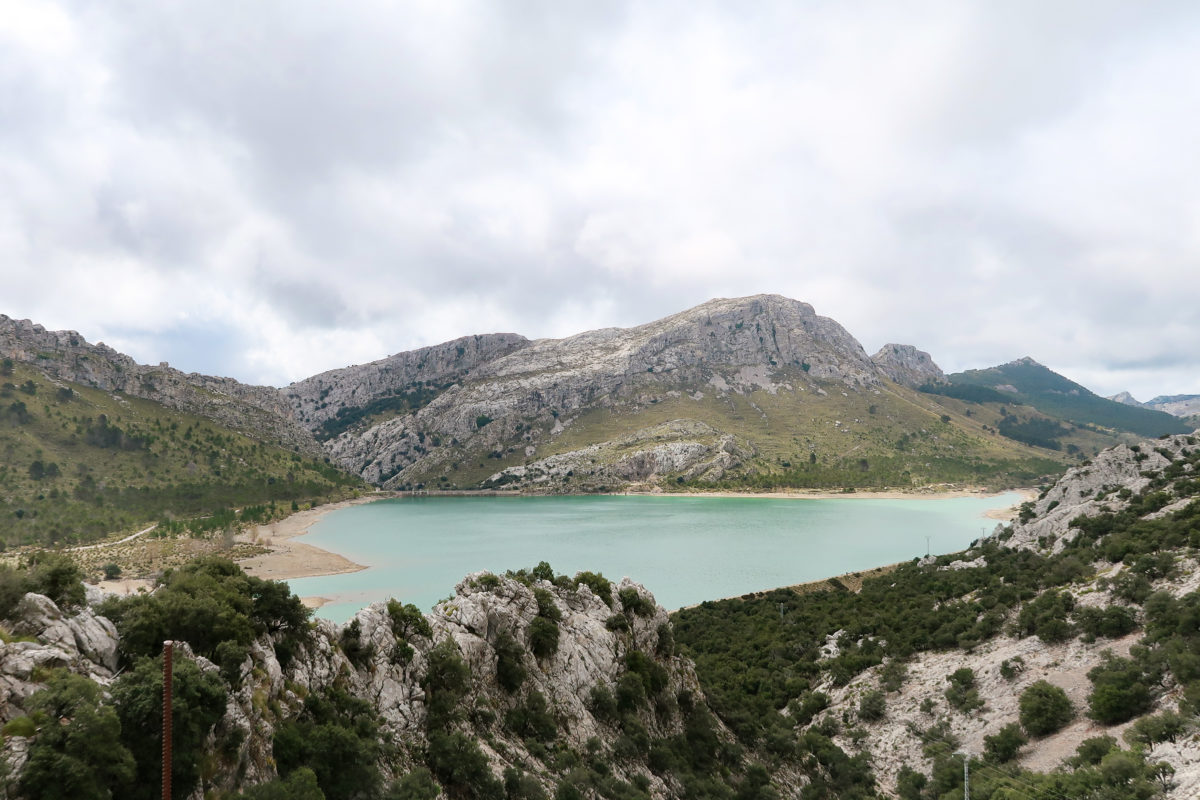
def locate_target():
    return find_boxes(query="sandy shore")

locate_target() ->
[235,494,397,582]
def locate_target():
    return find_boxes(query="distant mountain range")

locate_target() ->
[2,296,1195,537]
[1109,390,1200,421]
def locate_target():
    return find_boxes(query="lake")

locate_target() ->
[287,493,1020,622]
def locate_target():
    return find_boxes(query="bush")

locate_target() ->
[984,723,1027,763]
[494,630,526,693]
[387,599,432,639]
[532,588,562,622]
[619,587,654,617]
[423,640,472,725]
[235,768,325,800]
[945,668,983,712]
[18,671,135,800]
[574,571,612,606]
[1125,710,1187,745]
[529,617,560,659]
[1019,680,1074,736]
[858,690,886,721]
[1088,655,1152,724]
[273,687,383,800]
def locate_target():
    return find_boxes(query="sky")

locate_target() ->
[2,1,1199,400]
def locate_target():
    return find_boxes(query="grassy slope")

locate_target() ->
[949,361,1191,438]
[0,363,365,546]
[412,372,1069,490]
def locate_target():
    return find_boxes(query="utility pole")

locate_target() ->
[925,535,931,557]
[163,640,174,800]
[955,750,969,800]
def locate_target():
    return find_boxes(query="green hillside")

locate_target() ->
[944,358,1190,439]
[0,361,365,547]
[405,367,1069,492]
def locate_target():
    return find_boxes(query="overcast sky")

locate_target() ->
[3,1,1198,399]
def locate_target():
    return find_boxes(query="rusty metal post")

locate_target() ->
[163,640,173,800]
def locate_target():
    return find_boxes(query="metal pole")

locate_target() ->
[163,640,173,800]
[955,750,969,800]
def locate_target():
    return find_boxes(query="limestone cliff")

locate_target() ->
[0,571,740,799]
[870,343,945,388]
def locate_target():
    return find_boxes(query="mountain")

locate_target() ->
[0,321,364,547]
[0,315,319,455]
[293,296,1065,492]
[1112,392,1200,419]
[939,357,1191,446]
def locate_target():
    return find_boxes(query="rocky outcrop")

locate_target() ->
[871,343,945,388]
[283,332,530,431]
[1002,435,1194,552]
[0,315,320,455]
[1,573,723,798]
[1109,391,1142,407]
[483,420,755,490]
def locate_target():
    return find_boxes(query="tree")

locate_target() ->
[1088,656,1152,724]
[0,357,12,376]
[235,768,326,800]
[1019,680,1073,736]
[984,723,1027,763]
[18,671,136,800]
[111,655,227,800]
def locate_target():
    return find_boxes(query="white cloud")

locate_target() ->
[0,0,1198,400]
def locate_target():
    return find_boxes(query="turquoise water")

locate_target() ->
[288,493,1019,622]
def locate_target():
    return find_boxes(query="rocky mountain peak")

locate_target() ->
[1109,391,1142,406]
[870,343,945,387]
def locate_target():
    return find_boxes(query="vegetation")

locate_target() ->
[0,363,363,546]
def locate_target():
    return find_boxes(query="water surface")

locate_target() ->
[289,493,1018,622]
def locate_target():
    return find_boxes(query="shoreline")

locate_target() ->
[235,493,397,584]
[234,486,1035,591]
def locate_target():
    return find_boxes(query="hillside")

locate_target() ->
[942,357,1191,442]
[0,359,364,547]
[674,432,1200,797]
[293,296,1069,493]
[1112,392,1200,420]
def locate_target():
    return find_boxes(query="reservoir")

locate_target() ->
[288,493,1020,622]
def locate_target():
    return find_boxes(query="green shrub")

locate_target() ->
[605,613,630,633]
[1088,655,1152,724]
[945,668,983,712]
[858,690,886,721]
[574,571,612,606]
[494,630,526,693]
[1019,680,1073,736]
[1125,710,1187,745]
[340,618,375,668]
[505,690,556,743]
[387,599,432,639]
[532,588,562,622]
[18,671,135,800]
[273,687,383,800]
[423,640,472,725]
[984,723,1027,762]
[618,587,654,617]
[234,768,325,800]
[529,617,560,659]
[385,768,442,800]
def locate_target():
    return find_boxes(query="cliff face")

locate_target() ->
[870,343,945,388]
[0,572,729,799]
[0,315,320,456]
[282,332,530,432]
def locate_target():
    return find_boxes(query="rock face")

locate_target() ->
[0,575,722,798]
[283,333,530,432]
[1145,394,1200,418]
[313,295,918,488]
[1003,436,1190,552]
[0,315,320,455]
[870,343,945,388]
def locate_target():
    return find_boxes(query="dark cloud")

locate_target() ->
[1,0,1199,400]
